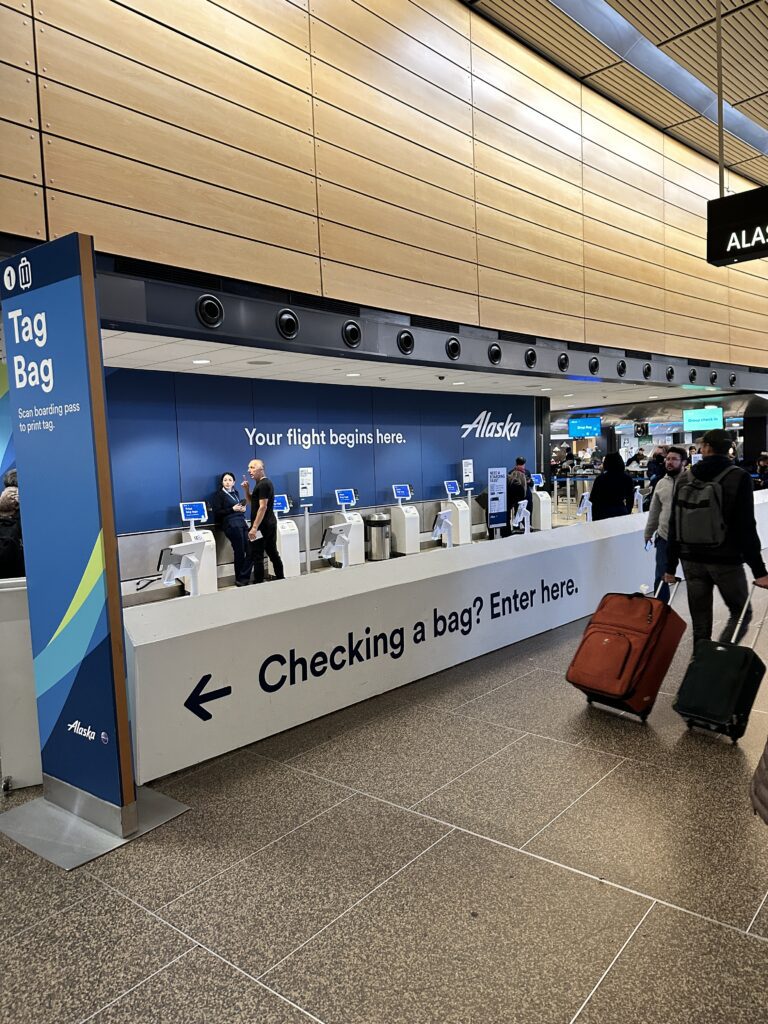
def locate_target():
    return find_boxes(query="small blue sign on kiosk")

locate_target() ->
[335,488,356,507]
[272,494,289,514]
[180,501,208,523]
[444,480,461,497]
[393,484,411,501]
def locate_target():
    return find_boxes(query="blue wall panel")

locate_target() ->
[104,370,537,532]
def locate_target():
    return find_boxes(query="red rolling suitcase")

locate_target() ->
[566,583,686,720]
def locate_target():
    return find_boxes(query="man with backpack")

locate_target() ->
[664,429,768,645]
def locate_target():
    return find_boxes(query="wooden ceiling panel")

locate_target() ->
[587,62,700,128]
[605,0,751,45]
[669,116,759,165]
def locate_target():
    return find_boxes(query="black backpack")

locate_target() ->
[674,466,738,547]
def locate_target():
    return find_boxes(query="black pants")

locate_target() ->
[223,517,252,585]
[251,523,284,583]
[682,560,750,645]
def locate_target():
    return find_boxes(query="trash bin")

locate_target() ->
[365,512,391,561]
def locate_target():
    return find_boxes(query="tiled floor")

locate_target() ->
[3,584,768,1023]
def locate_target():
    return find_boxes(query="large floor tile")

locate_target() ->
[415,733,622,845]
[87,750,344,908]
[399,647,536,710]
[264,830,651,1024]
[577,904,768,1024]
[92,947,315,1023]
[160,795,449,975]
[745,891,768,938]
[290,702,519,805]
[0,888,191,1024]
[250,689,409,761]
[458,666,619,745]
[0,832,99,942]
[527,759,768,929]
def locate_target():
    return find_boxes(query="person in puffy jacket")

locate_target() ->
[0,486,24,579]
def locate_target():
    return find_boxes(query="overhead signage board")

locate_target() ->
[568,416,602,438]
[0,234,137,835]
[683,407,724,432]
[707,186,768,266]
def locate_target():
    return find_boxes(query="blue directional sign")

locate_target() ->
[180,501,208,522]
[0,234,136,828]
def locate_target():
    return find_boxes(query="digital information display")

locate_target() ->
[335,488,356,507]
[180,501,208,522]
[444,480,461,497]
[393,484,411,500]
[272,494,289,514]
[531,473,544,487]
[568,416,602,438]
[683,407,724,432]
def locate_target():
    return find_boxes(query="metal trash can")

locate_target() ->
[365,512,391,561]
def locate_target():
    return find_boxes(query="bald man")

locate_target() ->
[245,458,284,584]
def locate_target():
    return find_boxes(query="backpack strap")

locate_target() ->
[712,465,739,485]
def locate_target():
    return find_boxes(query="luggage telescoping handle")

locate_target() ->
[654,578,682,603]
[732,583,768,648]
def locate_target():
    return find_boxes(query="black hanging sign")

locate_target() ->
[707,185,768,266]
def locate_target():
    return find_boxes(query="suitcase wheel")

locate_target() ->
[639,711,650,723]
[586,696,593,705]
[686,720,694,730]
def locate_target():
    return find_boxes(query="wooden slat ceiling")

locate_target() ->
[469,0,768,185]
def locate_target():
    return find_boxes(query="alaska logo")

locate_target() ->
[67,720,96,741]
[460,411,521,440]
[727,227,768,253]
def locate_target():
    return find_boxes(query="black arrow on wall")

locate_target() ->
[184,674,232,721]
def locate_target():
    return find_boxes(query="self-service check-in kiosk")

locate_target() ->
[530,473,552,531]
[330,488,365,566]
[179,501,218,594]
[440,480,471,546]
[273,494,301,578]
[158,537,208,598]
[390,484,420,556]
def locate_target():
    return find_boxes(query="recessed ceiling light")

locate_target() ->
[563,393,574,397]
[247,359,273,366]
[541,387,552,392]
[192,359,211,365]
[346,372,361,377]
[452,381,465,386]
[648,395,659,399]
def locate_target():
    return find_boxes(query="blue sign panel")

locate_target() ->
[444,480,461,496]
[272,494,289,514]
[0,235,135,814]
[180,501,208,522]
[568,416,602,438]
[335,488,356,507]
[683,407,723,432]
[393,484,412,501]
[0,363,15,479]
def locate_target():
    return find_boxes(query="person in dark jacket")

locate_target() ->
[664,429,768,645]
[0,486,24,579]
[210,471,252,586]
[588,452,635,521]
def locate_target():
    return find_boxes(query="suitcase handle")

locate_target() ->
[732,584,768,647]
[654,578,682,603]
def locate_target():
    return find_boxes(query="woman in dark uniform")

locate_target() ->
[210,471,252,586]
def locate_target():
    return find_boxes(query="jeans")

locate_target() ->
[682,560,751,645]
[251,523,284,584]
[654,536,669,604]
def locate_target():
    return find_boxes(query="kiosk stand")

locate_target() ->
[440,480,471,546]
[512,499,531,534]
[331,489,365,566]
[273,495,301,578]
[530,473,552,531]
[390,484,420,556]
[179,501,217,595]
[577,491,593,523]
[158,539,208,597]
[321,522,355,568]
[432,509,454,548]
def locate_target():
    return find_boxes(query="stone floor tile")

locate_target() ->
[264,830,651,1024]
[160,795,449,976]
[415,734,622,846]
[290,702,518,806]
[577,903,768,1024]
[0,889,191,1024]
[527,759,768,929]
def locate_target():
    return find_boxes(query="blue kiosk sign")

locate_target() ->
[0,234,137,837]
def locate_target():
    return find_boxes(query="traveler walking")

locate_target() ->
[664,429,768,645]
[644,446,686,603]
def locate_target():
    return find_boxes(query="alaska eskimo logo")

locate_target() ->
[461,411,521,440]
[67,720,96,741]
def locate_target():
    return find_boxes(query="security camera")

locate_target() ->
[437,375,446,381]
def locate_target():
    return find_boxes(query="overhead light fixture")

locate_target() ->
[345,372,361,377]
[192,359,211,365]
[541,387,552,392]
[563,393,574,397]
[247,359,272,366]
[648,395,659,399]
[452,381,465,386]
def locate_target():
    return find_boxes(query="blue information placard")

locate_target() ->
[392,484,411,501]
[0,235,136,830]
[444,480,461,497]
[531,473,544,487]
[335,488,356,506]
[180,501,208,522]
[272,494,289,514]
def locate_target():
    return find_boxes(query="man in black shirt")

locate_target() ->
[245,459,284,584]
